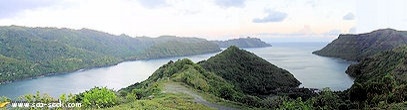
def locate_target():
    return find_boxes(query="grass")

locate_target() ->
[104,93,212,110]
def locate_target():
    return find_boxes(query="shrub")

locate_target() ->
[81,87,118,108]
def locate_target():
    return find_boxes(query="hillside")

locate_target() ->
[116,59,237,109]
[199,46,301,96]
[213,37,271,48]
[0,26,220,83]
[139,36,220,59]
[117,46,304,109]
[346,46,407,83]
[340,46,407,109]
[313,29,407,61]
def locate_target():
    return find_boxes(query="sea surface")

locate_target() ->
[0,42,354,99]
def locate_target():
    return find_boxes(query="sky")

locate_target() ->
[0,0,406,42]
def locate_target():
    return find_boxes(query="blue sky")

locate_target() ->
[0,0,405,42]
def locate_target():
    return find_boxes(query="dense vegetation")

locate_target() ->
[313,28,407,61]
[213,37,271,48]
[0,26,221,83]
[140,40,220,59]
[345,46,407,108]
[199,46,301,96]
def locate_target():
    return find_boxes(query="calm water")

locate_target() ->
[0,42,354,99]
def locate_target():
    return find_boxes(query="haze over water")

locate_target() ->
[0,42,354,99]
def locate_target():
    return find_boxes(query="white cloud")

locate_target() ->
[137,0,168,9]
[214,0,246,8]
[343,12,355,20]
[252,9,287,23]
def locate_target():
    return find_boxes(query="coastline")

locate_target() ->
[0,49,223,85]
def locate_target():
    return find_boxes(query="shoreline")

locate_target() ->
[0,50,223,85]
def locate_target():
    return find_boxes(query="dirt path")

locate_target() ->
[163,83,236,110]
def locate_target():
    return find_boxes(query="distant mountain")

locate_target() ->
[213,37,271,48]
[0,26,220,83]
[199,46,300,96]
[120,46,302,109]
[313,29,407,61]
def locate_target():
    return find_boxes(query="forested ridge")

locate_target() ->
[313,28,407,61]
[344,46,407,108]
[213,37,271,48]
[0,25,221,83]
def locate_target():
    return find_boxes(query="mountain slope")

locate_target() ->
[118,59,242,109]
[139,36,220,59]
[342,46,407,108]
[346,45,407,83]
[119,46,303,109]
[0,26,221,83]
[213,37,271,48]
[313,29,407,61]
[199,46,301,96]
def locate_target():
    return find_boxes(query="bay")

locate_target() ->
[0,42,354,99]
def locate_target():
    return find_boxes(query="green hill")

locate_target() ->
[117,46,303,109]
[313,29,407,61]
[114,59,235,109]
[0,26,220,83]
[199,46,301,96]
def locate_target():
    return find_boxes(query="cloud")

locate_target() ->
[343,12,355,20]
[0,0,58,18]
[137,0,168,9]
[252,9,287,23]
[214,0,245,8]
